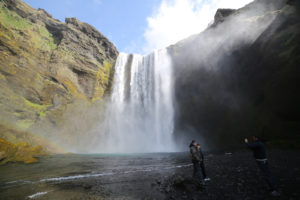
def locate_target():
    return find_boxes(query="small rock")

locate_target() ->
[83,184,92,189]
[165,186,171,193]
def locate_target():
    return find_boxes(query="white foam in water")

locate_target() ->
[6,164,192,187]
[38,164,191,182]
[39,164,191,182]
[39,172,115,182]
[99,48,176,153]
[27,191,48,199]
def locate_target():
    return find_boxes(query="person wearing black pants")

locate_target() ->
[245,136,280,196]
[190,140,203,181]
[197,144,210,181]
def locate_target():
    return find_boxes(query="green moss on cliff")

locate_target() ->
[0,3,57,53]
[0,0,118,156]
[102,61,113,85]
[0,3,30,30]
[24,98,49,110]
[32,26,57,51]
[39,25,57,50]
[92,61,114,102]
[16,119,34,129]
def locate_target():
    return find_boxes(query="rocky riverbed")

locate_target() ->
[161,150,300,200]
[0,150,299,200]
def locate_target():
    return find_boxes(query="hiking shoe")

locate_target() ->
[204,178,211,182]
[270,190,280,197]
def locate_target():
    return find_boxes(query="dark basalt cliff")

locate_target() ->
[0,0,118,163]
[169,0,300,150]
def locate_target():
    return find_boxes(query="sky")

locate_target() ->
[23,0,253,55]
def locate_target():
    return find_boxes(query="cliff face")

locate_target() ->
[0,0,118,162]
[170,0,300,150]
[0,0,299,160]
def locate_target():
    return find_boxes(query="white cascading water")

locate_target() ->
[100,48,176,153]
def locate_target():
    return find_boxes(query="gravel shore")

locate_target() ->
[1,150,299,200]
[57,150,300,200]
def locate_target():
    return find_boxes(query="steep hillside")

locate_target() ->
[170,0,300,150]
[0,0,118,162]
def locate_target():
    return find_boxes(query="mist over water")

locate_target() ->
[98,49,176,153]
[44,0,287,153]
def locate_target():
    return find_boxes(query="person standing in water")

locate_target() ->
[197,144,210,182]
[244,136,280,196]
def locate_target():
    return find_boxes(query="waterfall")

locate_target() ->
[100,48,176,153]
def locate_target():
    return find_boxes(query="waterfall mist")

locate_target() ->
[31,0,291,153]
[169,0,292,151]
[96,49,176,153]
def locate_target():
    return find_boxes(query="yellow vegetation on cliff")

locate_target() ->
[0,123,64,164]
[0,0,118,157]
[0,137,46,164]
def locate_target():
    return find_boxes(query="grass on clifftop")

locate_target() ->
[0,3,30,30]
[0,3,57,51]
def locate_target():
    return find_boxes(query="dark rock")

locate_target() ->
[83,184,92,190]
[212,8,236,26]
[165,185,171,193]
[169,0,300,151]
[65,17,117,59]
[37,8,52,18]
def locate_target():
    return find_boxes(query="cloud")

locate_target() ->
[142,0,253,54]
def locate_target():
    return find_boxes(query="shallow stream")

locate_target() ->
[0,152,190,199]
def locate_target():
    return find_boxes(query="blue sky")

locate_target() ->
[23,0,161,54]
[23,0,252,54]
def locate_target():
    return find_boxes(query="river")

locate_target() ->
[0,152,190,200]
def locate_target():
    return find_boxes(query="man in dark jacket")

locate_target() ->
[197,144,210,181]
[245,136,280,196]
[190,140,203,181]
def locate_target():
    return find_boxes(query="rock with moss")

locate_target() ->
[0,0,118,158]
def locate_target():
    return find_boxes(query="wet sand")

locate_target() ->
[0,150,299,200]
